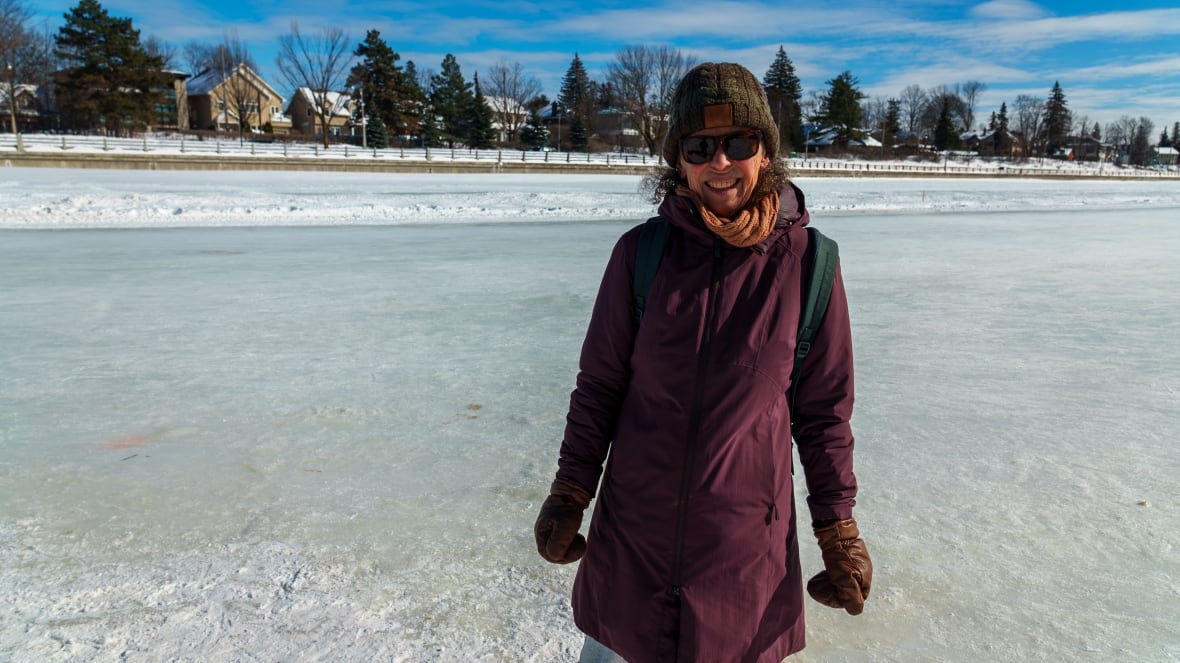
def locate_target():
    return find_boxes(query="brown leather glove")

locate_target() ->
[806,517,873,615]
[534,479,592,564]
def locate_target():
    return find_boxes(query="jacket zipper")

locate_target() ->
[669,236,725,599]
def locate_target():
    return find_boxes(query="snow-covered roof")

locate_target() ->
[296,87,353,117]
[187,65,282,101]
[1156,146,1178,156]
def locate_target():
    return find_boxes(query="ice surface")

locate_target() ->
[1,168,1178,661]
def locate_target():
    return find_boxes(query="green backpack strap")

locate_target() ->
[633,215,671,326]
[790,226,839,413]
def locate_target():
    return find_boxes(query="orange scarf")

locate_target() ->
[676,186,780,248]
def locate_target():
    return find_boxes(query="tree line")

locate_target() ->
[3,0,1176,164]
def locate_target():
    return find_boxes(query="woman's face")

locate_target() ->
[678,126,769,217]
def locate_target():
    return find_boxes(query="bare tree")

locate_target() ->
[861,95,888,134]
[212,29,262,142]
[142,34,176,70]
[1,0,50,142]
[608,45,694,157]
[184,37,258,77]
[275,22,353,148]
[1012,94,1045,159]
[483,59,540,143]
[958,80,986,133]
[899,84,926,134]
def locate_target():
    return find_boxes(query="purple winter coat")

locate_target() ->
[555,182,858,662]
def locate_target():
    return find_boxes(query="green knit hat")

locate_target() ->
[662,62,779,166]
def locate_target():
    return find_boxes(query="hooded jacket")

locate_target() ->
[555,182,858,662]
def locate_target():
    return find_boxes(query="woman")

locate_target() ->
[535,62,872,662]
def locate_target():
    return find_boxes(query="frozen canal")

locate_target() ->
[1,169,1178,661]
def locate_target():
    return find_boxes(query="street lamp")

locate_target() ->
[5,63,22,151]
[355,84,367,150]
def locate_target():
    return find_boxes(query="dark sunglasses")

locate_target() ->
[679,130,763,165]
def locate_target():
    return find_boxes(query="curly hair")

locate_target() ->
[640,156,792,206]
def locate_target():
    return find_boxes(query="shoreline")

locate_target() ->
[4,137,1178,181]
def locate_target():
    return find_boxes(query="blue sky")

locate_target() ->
[33,0,1180,132]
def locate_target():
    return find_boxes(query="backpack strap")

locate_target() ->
[633,215,671,327]
[790,227,839,412]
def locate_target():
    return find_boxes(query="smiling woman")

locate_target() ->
[534,62,871,663]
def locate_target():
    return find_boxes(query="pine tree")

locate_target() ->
[428,53,473,148]
[348,30,416,141]
[467,73,496,149]
[1160,127,1170,148]
[366,112,388,149]
[568,115,588,151]
[399,60,426,142]
[762,46,804,153]
[558,54,594,148]
[884,98,901,138]
[1091,122,1101,141]
[54,0,167,134]
[933,95,960,151]
[1172,122,1179,149]
[991,102,1010,157]
[1041,81,1071,156]
[518,110,550,149]
[819,71,866,146]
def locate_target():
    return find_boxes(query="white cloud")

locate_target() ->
[969,0,1048,21]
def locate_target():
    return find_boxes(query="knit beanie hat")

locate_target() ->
[662,62,780,166]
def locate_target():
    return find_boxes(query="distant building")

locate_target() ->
[286,88,355,138]
[155,70,190,131]
[187,64,291,135]
[1153,146,1178,166]
[0,84,42,133]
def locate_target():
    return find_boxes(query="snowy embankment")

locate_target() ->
[1,166,1178,229]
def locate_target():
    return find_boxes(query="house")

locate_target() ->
[1066,135,1110,162]
[1152,146,1178,167]
[804,125,880,152]
[484,95,529,143]
[970,128,1020,158]
[187,64,291,134]
[154,70,190,131]
[0,83,41,133]
[286,87,356,138]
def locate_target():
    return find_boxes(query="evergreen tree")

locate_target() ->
[365,112,388,148]
[933,95,960,151]
[763,46,804,153]
[467,72,496,149]
[1160,127,1170,148]
[348,30,418,142]
[991,102,1010,156]
[1130,121,1152,166]
[1041,81,1071,156]
[54,0,167,134]
[399,60,426,142]
[568,115,589,151]
[428,53,473,147]
[1173,122,1179,149]
[558,54,594,148]
[884,98,901,140]
[1091,122,1101,141]
[518,110,550,149]
[818,71,866,146]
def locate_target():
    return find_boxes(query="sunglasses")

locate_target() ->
[679,130,763,165]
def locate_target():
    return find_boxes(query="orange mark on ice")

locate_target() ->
[100,433,153,450]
